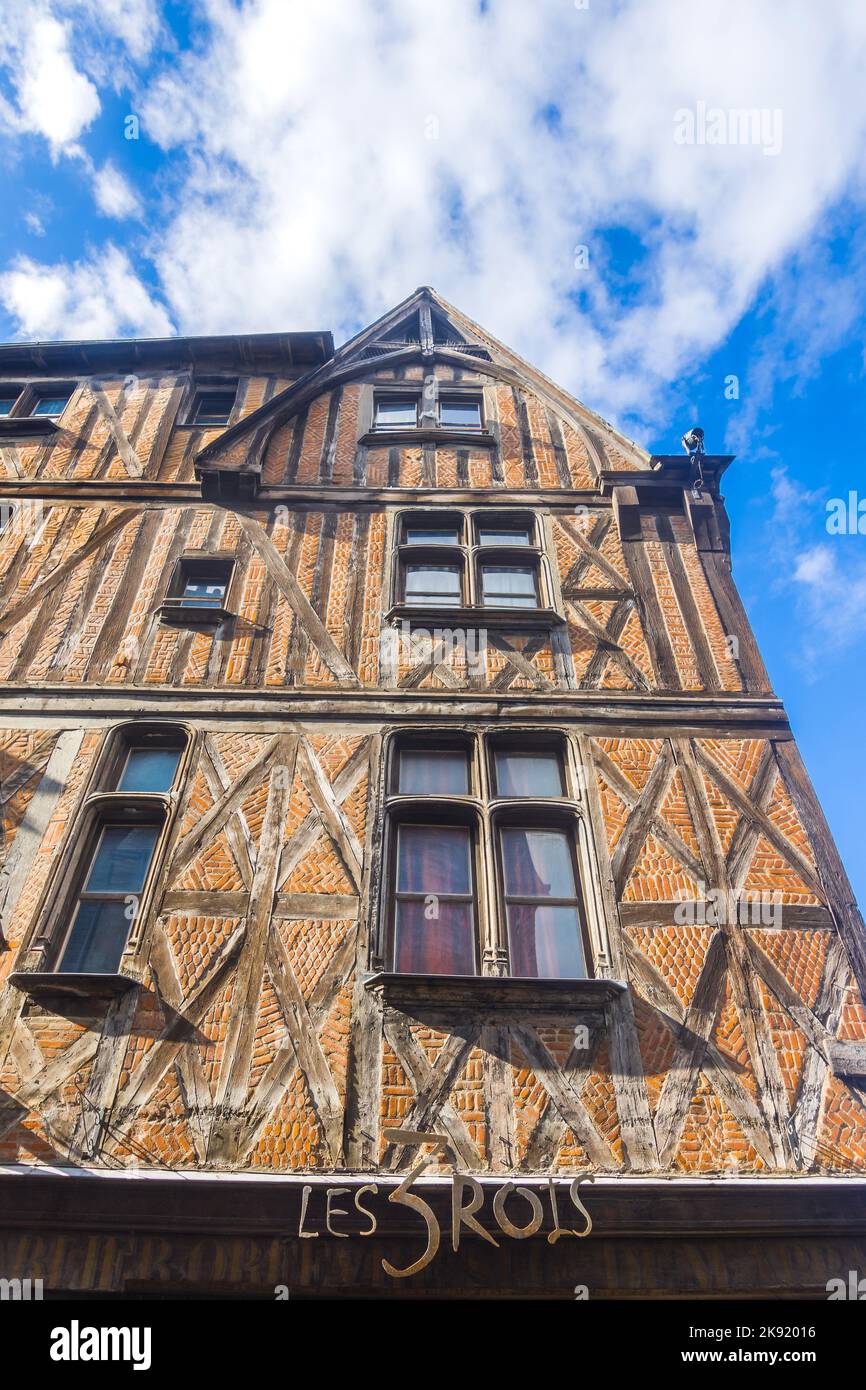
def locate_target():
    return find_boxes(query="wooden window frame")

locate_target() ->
[11,722,193,996]
[372,728,609,986]
[372,392,421,432]
[369,387,486,435]
[184,379,240,427]
[492,805,593,983]
[98,724,189,793]
[398,548,466,607]
[0,384,26,417]
[487,736,568,800]
[401,512,465,547]
[392,508,554,618]
[389,811,482,978]
[438,392,484,431]
[2,382,76,420]
[477,551,542,610]
[50,806,167,976]
[388,731,477,796]
[158,554,237,625]
[381,798,483,979]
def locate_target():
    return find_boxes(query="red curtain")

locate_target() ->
[396,825,474,975]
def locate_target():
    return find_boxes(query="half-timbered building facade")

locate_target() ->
[0,288,865,1298]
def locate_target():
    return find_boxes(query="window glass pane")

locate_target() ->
[398,824,471,894]
[84,824,159,894]
[31,395,70,416]
[507,904,586,979]
[495,751,563,797]
[478,527,531,546]
[399,749,469,795]
[501,827,576,899]
[405,526,460,545]
[395,899,476,975]
[405,563,461,605]
[481,566,537,607]
[59,900,132,974]
[375,399,417,427]
[181,574,227,607]
[440,398,481,428]
[117,746,181,793]
[0,398,17,416]
[192,391,236,424]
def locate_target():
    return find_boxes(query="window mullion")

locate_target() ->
[478,804,507,977]
[467,542,478,606]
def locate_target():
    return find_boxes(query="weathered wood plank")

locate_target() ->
[610,742,676,896]
[89,384,144,478]
[510,1024,614,1169]
[653,929,726,1165]
[0,508,137,638]
[235,512,359,684]
[382,1016,479,1171]
[618,532,680,688]
[694,743,825,900]
[209,737,295,1141]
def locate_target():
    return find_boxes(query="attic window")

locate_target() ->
[162,555,234,612]
[375,397,418,429]
[189,386,238,426]
[440,396,482,429]
[30,392,72,418]
[0,384,73,420]
[177,561,232,610]
[372,393,483,432]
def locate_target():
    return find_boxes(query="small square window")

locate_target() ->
[399,749,469,795]
[404,525,461,546]
[375,398,418,429]
[0,397,18,417]
[494,751,564,797]
[182,573,228,608]
[481,565,538,608]
[30,393,70,417]
[478,525,532,547]
[190,389,237,426]
[171,558,233,612]
[116,745,182,794]
[404,562,462,606]
[440,397,481,429]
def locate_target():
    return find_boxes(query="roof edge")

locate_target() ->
[0,329,335,374]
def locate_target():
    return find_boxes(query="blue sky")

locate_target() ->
[0,0,864,903]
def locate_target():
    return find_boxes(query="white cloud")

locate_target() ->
[770,467,825,528]
[66,0,161,66]
[794,546,835,587]
[1,0,866,442]
[757,479,866,671]
[92,160,140,219]
[123,0,866,428]
[791,543,866,665]
[0,245,173,339]
[0,11,100,151]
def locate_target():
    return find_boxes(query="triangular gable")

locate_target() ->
[193,286,651,497]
